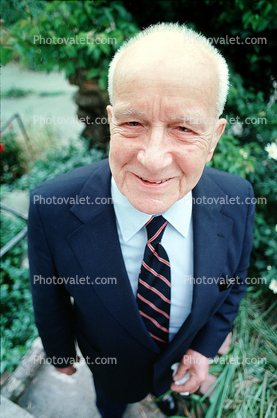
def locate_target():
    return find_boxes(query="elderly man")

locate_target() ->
[28,23,255,417]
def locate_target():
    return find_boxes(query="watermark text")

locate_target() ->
[33,275,117,286]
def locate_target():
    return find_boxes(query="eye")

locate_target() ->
[177,126,190,132]
[127,121,140,126]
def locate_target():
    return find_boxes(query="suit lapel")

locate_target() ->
[68,160,159,353]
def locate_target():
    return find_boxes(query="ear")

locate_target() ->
[106,105,113,125]
[206,118,227,163]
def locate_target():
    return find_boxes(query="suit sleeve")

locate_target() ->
[28,189,77,368]
[189,183,255,358]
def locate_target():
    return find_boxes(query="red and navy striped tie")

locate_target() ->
[136,216,171,350]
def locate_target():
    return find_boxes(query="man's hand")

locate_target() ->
[170,349,209,394]
[54,356,80,375]
[54,365,77,375]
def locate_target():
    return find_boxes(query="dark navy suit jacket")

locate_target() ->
[28,158,255,402]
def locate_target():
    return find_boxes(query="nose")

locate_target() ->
[137,127,172,171]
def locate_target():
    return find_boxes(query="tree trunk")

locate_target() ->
[69,69,110,150]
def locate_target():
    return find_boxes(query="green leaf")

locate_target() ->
[86,68,100,79]
[109,29,124,45]
[92,47,101,63]
[0,48,13,65]
[98,74,107,90]
[98,42,111,56]
[64,44,77,58]
[64,60,76,78]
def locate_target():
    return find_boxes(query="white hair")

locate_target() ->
[107,22,229,117]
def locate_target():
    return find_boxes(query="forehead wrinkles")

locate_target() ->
[114,107,147,117]
[113,92,212,125]
[113,96,176,122]
[113,71,218,121]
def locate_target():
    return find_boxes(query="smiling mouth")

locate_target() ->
[139,176,169,184]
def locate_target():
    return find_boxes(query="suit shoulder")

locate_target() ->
[30,158,109,198]
[203,166,253,196]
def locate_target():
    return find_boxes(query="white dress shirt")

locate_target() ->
[111,177,194,342]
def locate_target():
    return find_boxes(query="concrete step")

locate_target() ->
[0,396,35,418]
[17,360,166,418]
[2,338,166,417]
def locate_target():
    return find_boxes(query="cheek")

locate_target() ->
[177,147,208,178]
[177,148,199,168]
[109,135,135,170]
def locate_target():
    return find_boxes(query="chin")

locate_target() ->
[129,198,174,215]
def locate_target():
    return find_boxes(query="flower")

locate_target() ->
[265,142,277,160]
[239,149,249,159]
[269,279,277,294]
[0,143,4,153]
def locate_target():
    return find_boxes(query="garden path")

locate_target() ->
[2,63,83,143]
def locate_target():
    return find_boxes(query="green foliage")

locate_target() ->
[0,0,47,27]
[1,0,139,89]
[1,140,105,373]
[0,129,28,184]
[0,212,38,373]
[207,70,277,300]
[38,91,65,97]
[1,88,34,98]
[16,140,106,191]
[1,88,65,98]
[206,295,277,417]
[171,295,277,417]
[210,134,257,177]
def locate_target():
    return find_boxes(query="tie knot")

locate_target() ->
[146,216,168,244]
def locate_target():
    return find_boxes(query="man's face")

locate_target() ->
[108,37,226,214]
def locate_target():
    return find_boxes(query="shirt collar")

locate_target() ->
[111,177,192,243]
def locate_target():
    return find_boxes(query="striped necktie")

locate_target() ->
[136,216,171,350]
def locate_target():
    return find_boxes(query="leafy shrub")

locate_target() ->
[0,0,47,27]
[1,0,139,89]
[192,295,277,418]
[0,129,29,184]
[0,212,37,373]
[208,72,277,300]
[16,139,106,191]
[1,140,106,373]
[0,123,59,185]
